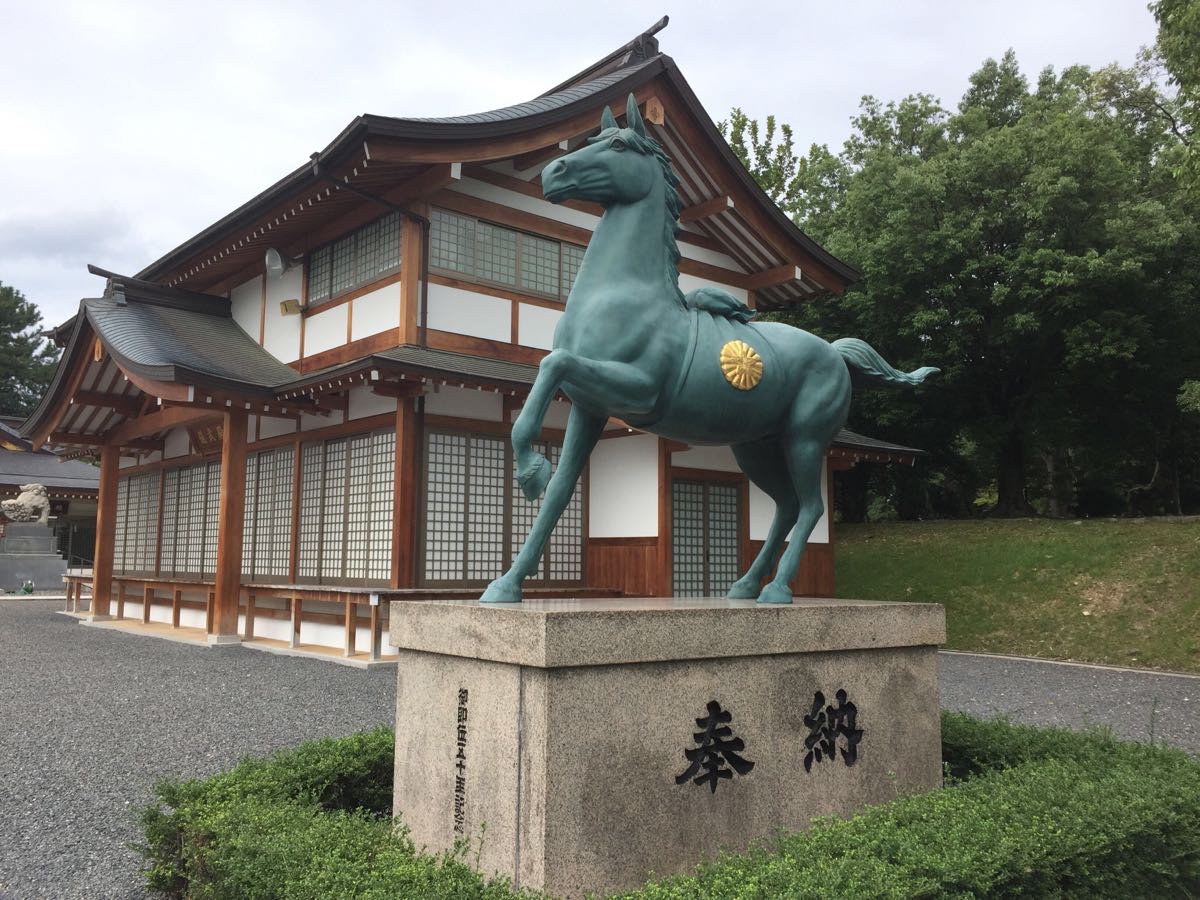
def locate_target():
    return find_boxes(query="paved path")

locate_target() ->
[1,600,1197,898]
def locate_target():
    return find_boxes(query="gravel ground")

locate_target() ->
[939,649,1200,753]
[1,600,1197,898]
[0,601,395,900]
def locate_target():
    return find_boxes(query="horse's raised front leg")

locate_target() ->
[482,407,607,603]
[512,349,659,501]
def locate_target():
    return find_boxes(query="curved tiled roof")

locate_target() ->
[82,294,296,394]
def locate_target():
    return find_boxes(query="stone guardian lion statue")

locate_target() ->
[2,484,51,525]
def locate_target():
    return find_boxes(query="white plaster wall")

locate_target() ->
[230,275,262,341]
[163,427,191,459]
[509,398,571,429]
[588,434,658,538]
[264,267,304,362]
[347,385,396,420]
[450,177,599,233]
[671,444,740,473]
[351,281,401,341]
[518,303,561,350]
[258,416,297,439]
[300,411,343,433]
[426,282,510,342]
[677,272,749,305]
[748,459,829,544]
[304,305,347,356]
[424,385,503,421]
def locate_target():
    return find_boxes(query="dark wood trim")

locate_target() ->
[425,329,547,366]
[588,536,657,547]
[295,329,399,373]
[670,465,745,484]
[301,270,402,317]
[745,264,803,291]
[211,409,248,636]
[679,195,733,224]
[248,412,394,452]
[91,445,120,617]
[105,406,221,446]
[656,437,672,597]
[429,272,566,312]
[71,391,142,416]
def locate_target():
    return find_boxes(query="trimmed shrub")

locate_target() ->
[613,719,1200,898]
[141,716,1200,899]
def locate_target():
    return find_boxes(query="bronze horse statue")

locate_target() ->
[481,95,937,604]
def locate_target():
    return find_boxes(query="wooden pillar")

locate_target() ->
[245,594,256,640]
[390,397,420,588]
[343,599,357,658]
[369,601,382,661]
[90,444,120,619]
[172,588,182,628]
[655,438,673,598]
[142,586,152,624]
[290,596,303,648]
[210,409,248,642]
[115,581,126,619]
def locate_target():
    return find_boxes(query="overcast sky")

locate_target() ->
[1,0,1158,329]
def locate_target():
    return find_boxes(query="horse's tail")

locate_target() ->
[832,338,939,385]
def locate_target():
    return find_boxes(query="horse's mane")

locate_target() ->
[592,127,687,309]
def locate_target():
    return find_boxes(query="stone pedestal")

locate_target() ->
[391,597,945,898]
[0,521,67,591]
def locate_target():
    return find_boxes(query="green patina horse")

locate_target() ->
[481,95,937,604]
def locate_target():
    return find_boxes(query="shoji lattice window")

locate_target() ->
[242,445,295,582]
[158,461,222,578]
[306,212,402,307]
[672,479,742,598]
[202,462,221,577]
[112,477,128,573]
[113,472,160,575]
[422,431,583,585]
[429,207,585,301]
[294,430,394,585]
[561,243,585,296]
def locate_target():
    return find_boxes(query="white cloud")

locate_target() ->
[0,0,1158,328]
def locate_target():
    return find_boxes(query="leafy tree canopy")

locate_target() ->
[722,49,1200,518]
[0,282,60,418]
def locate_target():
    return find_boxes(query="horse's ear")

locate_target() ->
[601,106,618,131]
[626,93,646,137]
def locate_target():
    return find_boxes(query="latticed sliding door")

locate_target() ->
[421,431,584,586]
[672,478,742,597]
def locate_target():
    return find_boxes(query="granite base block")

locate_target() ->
[391,597,945,898]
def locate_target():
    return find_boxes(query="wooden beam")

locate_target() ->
[103,405,219,446]
[745,264,803,291]
[290,597,303,648]
[48,432,164,452]
[90,445,120,619]
[511,139,571,174]
[679,195,734,225]
[71,391,141,417]
[372,380,425,400]
[343,599,356,658]
[644,94,666,126]
[210,409,248,640]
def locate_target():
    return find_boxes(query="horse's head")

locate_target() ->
[542,94,662,206]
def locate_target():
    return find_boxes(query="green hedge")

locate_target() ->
[140,716,1200,899]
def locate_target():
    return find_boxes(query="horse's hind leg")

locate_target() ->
[727,438,799,600]
[759,438,829,605]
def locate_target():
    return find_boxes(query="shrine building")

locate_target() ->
[21,21,919,663]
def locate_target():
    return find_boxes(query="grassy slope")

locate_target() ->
[835,518,1200,673]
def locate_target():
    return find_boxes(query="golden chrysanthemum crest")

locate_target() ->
[719,340,763,390]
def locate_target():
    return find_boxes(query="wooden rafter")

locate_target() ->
[49,432,164,452]
[679,194,733,224]
[71,390,141,417]
[745,264,803,291]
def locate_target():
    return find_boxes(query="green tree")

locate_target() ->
[0,282,59,417]
[723,51,1200,518]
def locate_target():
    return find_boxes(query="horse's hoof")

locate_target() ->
[726,576,761,600]
[518,453,551,501]
[480,577,523,604]
[757,582,794,605]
